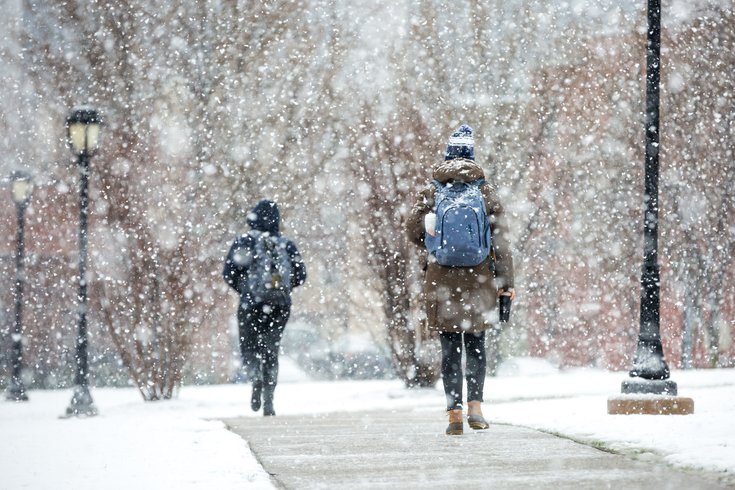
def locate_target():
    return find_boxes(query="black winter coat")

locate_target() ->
[223,200,307,307]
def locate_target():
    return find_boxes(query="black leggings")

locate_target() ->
[439,331,487,411]
[238,303,290,388]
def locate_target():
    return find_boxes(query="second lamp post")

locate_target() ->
[65,107,101,417]
[6,171,33,401]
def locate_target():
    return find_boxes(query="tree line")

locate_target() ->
[0,1,733,399]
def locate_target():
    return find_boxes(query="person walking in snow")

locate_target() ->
[406,125,515,435]
[223,200,307,416]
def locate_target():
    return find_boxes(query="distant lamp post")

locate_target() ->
[6,171,33,402]
[608,0,693,415]
[65,107,101,417]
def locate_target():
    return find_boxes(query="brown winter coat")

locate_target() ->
[406,159,515,334]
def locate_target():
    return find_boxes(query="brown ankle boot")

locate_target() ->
[446,409,464,435]
[467,401,489,430]
[467,414,489,430]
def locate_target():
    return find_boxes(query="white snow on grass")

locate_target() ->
[486,365,735,478]
[0,388,273,490]
[1,361,734,489]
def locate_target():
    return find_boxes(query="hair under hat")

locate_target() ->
[444,124,474,161]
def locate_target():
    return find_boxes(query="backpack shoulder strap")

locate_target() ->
[429,180,445,210]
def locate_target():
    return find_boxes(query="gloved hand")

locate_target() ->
[498,288,515,323]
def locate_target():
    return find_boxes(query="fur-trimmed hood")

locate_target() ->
[432,158,486,184]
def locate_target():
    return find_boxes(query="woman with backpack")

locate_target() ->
[406,125,515,435]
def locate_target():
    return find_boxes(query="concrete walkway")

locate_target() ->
[224,409,727,490]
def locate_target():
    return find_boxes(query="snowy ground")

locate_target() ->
[1,359,733,489]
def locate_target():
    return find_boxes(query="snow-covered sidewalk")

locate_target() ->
[1,362,733,489]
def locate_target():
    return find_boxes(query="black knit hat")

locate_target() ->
[444,124,475,161]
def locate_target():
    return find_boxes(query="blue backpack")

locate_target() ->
[425,179,492,267]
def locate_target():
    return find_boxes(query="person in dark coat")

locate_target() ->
[223,200,307,416]
[406,125,515,435]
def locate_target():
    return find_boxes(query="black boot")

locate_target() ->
[251,381,263,412]
[263,386,275,416]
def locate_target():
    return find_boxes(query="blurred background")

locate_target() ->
[0,0,733,399]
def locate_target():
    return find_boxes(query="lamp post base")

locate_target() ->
[5,379,28,402]
[628,338,671,380]
[609,378,693,415]
[608,395,694,415]
[64,385,98,417]
[622,378,677,395]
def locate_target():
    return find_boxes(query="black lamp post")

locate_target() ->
[6,171,33,402]
[65,107,101,417]
[622,0,677,396]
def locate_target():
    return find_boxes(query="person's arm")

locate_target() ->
[483,185,515,298]
[223,235,253,294]
[406,184,435,247]
[287,241,307,288]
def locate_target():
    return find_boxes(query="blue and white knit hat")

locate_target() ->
[444,124,475,161]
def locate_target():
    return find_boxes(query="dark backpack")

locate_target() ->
[246,231,293,306]
[425,179,492,267]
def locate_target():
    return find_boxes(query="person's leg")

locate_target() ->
[464,331,487,404]
[440,331,464,435]
[260,305,290,416]
[239,304,262,382]
[241,304,267,411]
[464,331,489,429]
[439,332,464,410]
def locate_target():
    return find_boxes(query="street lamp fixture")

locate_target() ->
[11,173,33,207]
[6,170,33,401]
[67,107,101,156]
[64,107,101,417]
